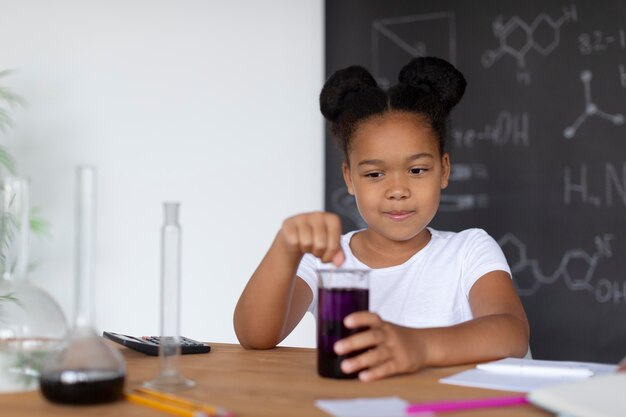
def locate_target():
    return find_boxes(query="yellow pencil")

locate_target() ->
[131,388,233,417]
[126,392,208,417]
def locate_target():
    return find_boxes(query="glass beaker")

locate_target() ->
[144,202,194,392]
[317,268,369,379]
[0,176,67,393]
[39,166,126,404]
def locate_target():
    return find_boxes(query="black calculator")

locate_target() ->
[103,331,211,356]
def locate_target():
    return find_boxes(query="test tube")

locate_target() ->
[144,202,194,391]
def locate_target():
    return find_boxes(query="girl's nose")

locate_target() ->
[385,175,410,200]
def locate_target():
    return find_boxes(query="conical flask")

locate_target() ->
[0,176,67,393]
[39,166,126,404]
[144,202,194,391]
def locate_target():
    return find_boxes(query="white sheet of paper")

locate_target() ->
[440,361,617,393]
[528,373,626,417]
[315,396,428,417]
[477,358,614,378]
[440,369,581,392]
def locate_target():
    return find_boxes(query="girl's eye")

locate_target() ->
[365,172,383,178]
[409,168,426,175]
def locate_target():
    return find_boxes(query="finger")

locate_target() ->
[296,222,314,254]
[334,327,384,355]
[344,311,383,329]
[318,231,339,263]
[358,359,399,382]
[331,250,345,267]
[340,345,391,375]
[280,219,300,252]
[308,214,328,259]
[320,215,343,265]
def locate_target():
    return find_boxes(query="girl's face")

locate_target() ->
[342,111,450,244]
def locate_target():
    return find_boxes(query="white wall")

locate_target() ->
[0,0,323,347]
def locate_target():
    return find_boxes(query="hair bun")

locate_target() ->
[398,57,466,114]
[319,65,379,122]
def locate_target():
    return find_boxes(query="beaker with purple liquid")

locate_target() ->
[317,269,369,379]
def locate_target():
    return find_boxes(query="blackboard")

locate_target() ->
[324,0,626,362]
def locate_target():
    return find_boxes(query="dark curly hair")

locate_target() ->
[319,56,466,161]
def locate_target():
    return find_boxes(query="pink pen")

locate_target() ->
[406,395,528,414]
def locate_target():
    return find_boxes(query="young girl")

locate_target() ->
[233,57,529,381]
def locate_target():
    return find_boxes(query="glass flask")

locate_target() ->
[39,166,126,404]
[144,202,195,392]
[0,176,67,393]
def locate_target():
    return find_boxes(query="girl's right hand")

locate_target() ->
[277,212,345,266]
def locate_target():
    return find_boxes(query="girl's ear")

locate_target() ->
[440,153,451,189]
[342,161,355,195]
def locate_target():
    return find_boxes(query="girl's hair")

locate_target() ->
[319,56,466,159]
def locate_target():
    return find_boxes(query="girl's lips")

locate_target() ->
[384,210,415,221]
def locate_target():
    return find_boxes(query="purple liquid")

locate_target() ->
[40,369,125,404]
[317,287,369,379]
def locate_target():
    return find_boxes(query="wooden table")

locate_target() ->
[2,343,552,417]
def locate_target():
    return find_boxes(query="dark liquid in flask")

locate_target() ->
[39,369,125,404]
[317,287,369,379]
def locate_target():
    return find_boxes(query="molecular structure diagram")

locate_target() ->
[498,233,614,299]
[482,5,577,83]
[370,11,456,89]
[563,70,625,138]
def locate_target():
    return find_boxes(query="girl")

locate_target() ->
[234,57,529,381]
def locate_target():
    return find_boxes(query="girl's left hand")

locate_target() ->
[333,312,426,381]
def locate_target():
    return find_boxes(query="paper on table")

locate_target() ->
[316,396,430,417]
[440,369,584,392]
[477,358,605,377]
[440,358,617,393]
[528,373,626,417]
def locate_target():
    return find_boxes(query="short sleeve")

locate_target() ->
[462,229,512,297]
[296,253,320,315]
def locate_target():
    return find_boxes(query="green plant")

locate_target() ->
[0,70,49,241]
[0,70,50,300]
[0,75,57,390]
[0,70,21,287]
[0,292,21,323]
[0,292,21,309]
[0,69,25,174]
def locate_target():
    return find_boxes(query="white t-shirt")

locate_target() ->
[296,227,511,328]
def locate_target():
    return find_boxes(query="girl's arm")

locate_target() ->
[334,270,529,381]
[233,212,344,349]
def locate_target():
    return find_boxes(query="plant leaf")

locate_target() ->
[0,68,26,132]
[0,145,16,173]
[0,110,13,129]
[30,207,51,237]
[0,90,26,107]
[0,292,23,308]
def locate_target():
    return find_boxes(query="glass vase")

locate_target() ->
[0,176,67,393]
[39,166,126,404]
